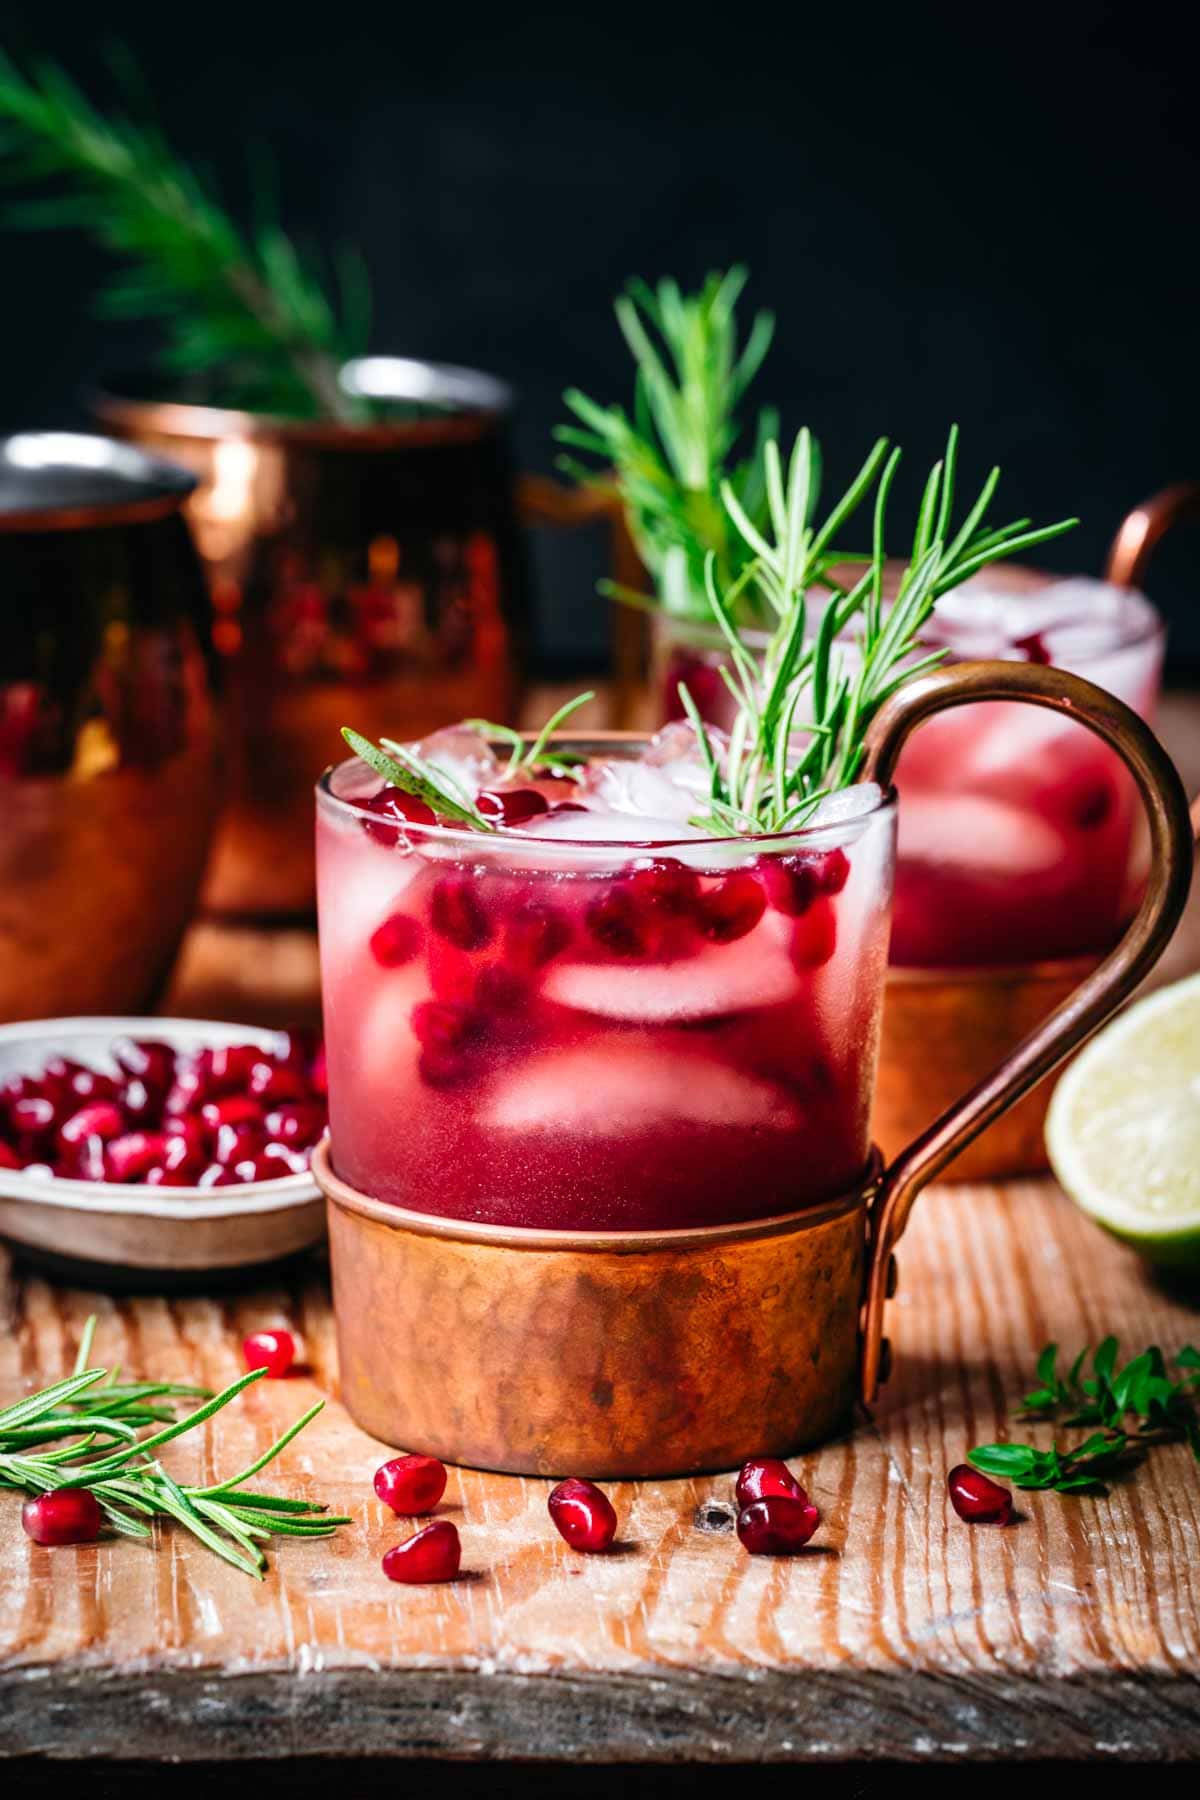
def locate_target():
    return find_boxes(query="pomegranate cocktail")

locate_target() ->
[318,724,894,1230]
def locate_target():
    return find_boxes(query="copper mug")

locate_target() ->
[96,359,529,919]
[0,433,219,1022]
[314,661,1192,1477]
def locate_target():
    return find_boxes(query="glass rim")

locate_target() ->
[317,734,897,854]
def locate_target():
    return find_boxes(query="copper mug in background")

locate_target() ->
[95,358,529,919]
[0,433,220,1022]
[314,663,1193,1478]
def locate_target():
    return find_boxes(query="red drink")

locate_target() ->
[317,727,895,1230]
[655,578,1164,968]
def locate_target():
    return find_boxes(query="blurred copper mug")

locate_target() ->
[96,358,529,918]
[0,433,219,1021]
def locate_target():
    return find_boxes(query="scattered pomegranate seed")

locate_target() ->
[382,1519,462,1583]
[242,1329,296,1378]
[1014,630,1051,664]
[374,1454,448,1515]
[696,872,767,943]
[548,1478,618,1552]
[947,1464,1013,1525]
[476,787,550,826]
[430,877,493,951]
[363,786,436,841]
[736,1494,820,1554]
[22,1488,103,1546]
[735,1457,809,1508]
[370,911,423,968]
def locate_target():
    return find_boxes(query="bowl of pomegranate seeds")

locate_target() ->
[0,1017,327,1275]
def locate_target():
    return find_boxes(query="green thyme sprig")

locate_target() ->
[557,269,778,618]
[968,1340,1200,1497]
[0,51,368,420]
[0,1317,349,1578]
[680,425,1078,835]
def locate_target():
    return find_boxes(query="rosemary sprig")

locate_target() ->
[341,727,495,830]
[0,1318,349,1577]
[466,691,596,780]
[557,269,777,618]
[0,51,368,420]
[969,1340,1200,1496]
[681,424,1078,834]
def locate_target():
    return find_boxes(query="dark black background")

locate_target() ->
[2,1,1197,669]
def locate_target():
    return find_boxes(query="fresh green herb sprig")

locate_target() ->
[466,691,596,781]
[680,424,1078,835]
[557,268,777,619]
[0,51,368,420]
[342,727,496,830]
[0,1317,349,1578]
[968,1339,1200,1497]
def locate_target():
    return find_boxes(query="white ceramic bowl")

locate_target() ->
[0,1017,325,1274]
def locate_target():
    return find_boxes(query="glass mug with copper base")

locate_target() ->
[311,661,1191,1478]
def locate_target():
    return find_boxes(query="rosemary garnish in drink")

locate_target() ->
[557,268,776,617]
[969,1339,1200,1495]
[0,1317,349,1577]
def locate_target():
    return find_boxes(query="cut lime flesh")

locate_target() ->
[1046,973,1200,1272]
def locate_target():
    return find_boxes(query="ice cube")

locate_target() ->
[543,915,799,1021]
[643,719,729,778]
[524,810,709,844]
[803,782,884,832]
[393,724,500,800]
[897,794,1065,875]
[486,1038,802,1135]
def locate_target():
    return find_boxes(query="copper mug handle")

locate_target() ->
[857,659,1194,1404]
[1105,481,1200,589]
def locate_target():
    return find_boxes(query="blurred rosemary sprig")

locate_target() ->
[556,269,778,619]
[682,423,1078,834]
[0,50,369,420]
[0,1316,349,1578]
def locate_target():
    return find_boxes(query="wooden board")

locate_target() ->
[2,687,1199,1765]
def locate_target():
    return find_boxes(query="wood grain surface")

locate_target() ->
[1,687,1198,1766]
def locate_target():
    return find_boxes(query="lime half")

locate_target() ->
[1046,972,1200,1272]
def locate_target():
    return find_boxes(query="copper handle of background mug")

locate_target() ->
[1105,481,1200,589]
[857,660,1194,1404]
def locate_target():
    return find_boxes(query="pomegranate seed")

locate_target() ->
[374,1454,448,1515]
[164,1117,208,1161]
[547,1478,617,1553]
[146,1154,207,1186]
[118,1077,157,1127]
[411,1000,479,1052]
[200,1095,264,1132]
[382,1519,461,1584]
[204,1043,262,1095]
[21,1488,103,1546]
[242,1329,296,1378]
[370,911,423,967]
[363,786,436,842]
[233,1149,296,1183]
[761,848,849,916]
[586,887,655,958]
[214,1121,268,1166]
[1014,630,1051,664]
[947,1464,1013,1525]
[631,858,701,915]
[309,1044,328,1096]
[59,1102,126,1150]
[735,1457,809,1508]
[504,900,572,969]
[112,1038,176,1091]
[430,877,493,951]
[247,1060,309,1105]
[476,787,550,826]
[0,1142,19,1170]
[10,1096,56,1139]
[790,899,838,968]
[65,1068,119,1104]
[550,800,587,814]
[105,1132,167,1183]
[736,1494,820,1554]
[697,872,766,943]
[264,1103,326,1149]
